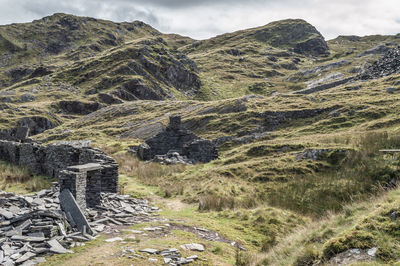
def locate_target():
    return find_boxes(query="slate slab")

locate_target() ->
[48,239,73,254]
[59,189,93,235]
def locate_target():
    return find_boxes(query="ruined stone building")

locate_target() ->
[0,130,119,209]
[138,116,218,163]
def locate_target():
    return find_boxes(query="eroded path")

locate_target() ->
[43,197,245,266]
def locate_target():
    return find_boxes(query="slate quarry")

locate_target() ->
[137,116,218,164]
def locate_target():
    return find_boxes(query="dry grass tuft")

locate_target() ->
[0,161,53,193]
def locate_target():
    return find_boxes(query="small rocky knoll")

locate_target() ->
[252,19,330,56]
[136,116,218,164]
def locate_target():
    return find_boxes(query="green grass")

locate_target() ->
[0,161,54,194]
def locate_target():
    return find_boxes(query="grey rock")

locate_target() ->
[11,235,45,242]
[367,247,377,257]
[104,237,123,242]
[0,209,14,219]
[57,100,103,115]
[180,243,205,252]
[17,116,60,136]
[19,94,36,102]
[59,189,93,235]
[139,248,159,254]
[358,47,400,80]
[386,87,400,94]
[15,252,36,263]
[357,44,390,57]
[48,239,73,254]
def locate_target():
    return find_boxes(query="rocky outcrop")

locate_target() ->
[357,44,390,57]
[262,106,339,131]
[137,116,218,164]
[293,76,354,94]
[357,47,400,80]
[58,100,103,115]
[17,116,60,136]
[294,37,329,57]
[286,60,350,82]
[253,19,329,56]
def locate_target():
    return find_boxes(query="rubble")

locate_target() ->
[0,184,160,265]
[137,246,200,265]
[357,46,400,80]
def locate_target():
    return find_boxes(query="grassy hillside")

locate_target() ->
[1,13,400,265]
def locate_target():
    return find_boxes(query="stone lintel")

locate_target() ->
[67,163,102,172]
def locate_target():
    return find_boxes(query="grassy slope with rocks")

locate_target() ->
[1,13,400,265]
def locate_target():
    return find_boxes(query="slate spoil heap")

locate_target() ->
[0,184,159,266]
[358,46,400,80]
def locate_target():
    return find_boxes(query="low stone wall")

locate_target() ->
[0,139,119,208]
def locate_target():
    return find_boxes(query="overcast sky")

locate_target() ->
[0,0,399,40]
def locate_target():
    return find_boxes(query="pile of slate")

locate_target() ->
[0,184,160,265]
[139,247,200,265]
[357,46,400,80]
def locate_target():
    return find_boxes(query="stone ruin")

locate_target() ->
[0,129,151,265]
[137,116,218,164]
[0,131,119,211]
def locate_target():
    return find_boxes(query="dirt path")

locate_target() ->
[43,197,243,266]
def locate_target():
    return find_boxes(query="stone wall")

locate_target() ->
[0,139,119,208]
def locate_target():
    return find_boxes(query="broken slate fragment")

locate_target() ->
[139,248,159,254]
[48,239,73,254]
[0,209,14,219]
[105,237,123,242]
[15,251,36,263]
[59,189,93,235]
[11,235,45,242]
[180,243,205,252]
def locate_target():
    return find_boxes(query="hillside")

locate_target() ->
[1,13,400,265]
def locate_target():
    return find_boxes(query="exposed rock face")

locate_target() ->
[0,126,30,141]
[261,106,339,131]
[293,76,354,94]
[357,44,390,57]
[17,116,60,136]
[286,60,350,82]
[293,37,329,57]
[137,116,218,164]
[58,100,103,114]
[357,47,400,80]
[253,19,329,56]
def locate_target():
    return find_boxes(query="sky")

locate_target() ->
[0,0,399,40]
